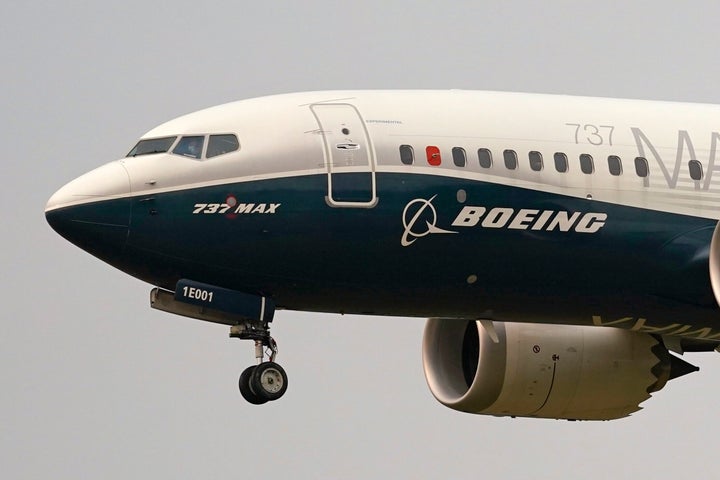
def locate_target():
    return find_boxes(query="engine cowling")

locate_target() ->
[709,221,720,306]
[422,319,681,420]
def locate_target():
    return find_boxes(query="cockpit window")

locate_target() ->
[130,134,239,160]
[207,134,240,158]
[126,136,177,157]
[172,136,205,159]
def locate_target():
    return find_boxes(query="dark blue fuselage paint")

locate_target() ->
[45,172,720,334]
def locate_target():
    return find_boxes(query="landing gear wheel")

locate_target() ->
[239,366,268,405]
[251,362,288,401]
[230,320,287,404]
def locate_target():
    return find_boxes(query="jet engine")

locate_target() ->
[422,319,697,420]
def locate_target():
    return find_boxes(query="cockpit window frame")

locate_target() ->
[129,133,241,161]
[172,135,206,160]
[126,136,178,157]
[206,134,240,159]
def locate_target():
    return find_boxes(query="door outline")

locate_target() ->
[310,103,378,208]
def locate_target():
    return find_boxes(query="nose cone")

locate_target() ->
[45,161,132,261]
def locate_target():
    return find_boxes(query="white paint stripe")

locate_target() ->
[46,164,720,220]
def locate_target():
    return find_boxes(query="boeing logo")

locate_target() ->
[401,196,608,246]
[401,195,457,246]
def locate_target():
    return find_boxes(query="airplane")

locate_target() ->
[45,90,720,420]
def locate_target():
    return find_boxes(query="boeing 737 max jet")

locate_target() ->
[45,90,720,420]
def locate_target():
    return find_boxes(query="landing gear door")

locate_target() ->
[310,103,378,208]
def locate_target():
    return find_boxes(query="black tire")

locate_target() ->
[239,366,268,405]
[251,362,288,401]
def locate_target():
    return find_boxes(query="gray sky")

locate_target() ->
[3,1,720,478]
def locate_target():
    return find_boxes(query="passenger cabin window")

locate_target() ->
[608,155,622,176]
[127,136,177,157]
[554,152,568,173]
[173,136,205,159]
[503,150,518,170]
[580,154,594,174]
[689,160,703,181]
[399,145,414,165]
[478,148,493,168]
[452,147,467,167]
[529,151,543,171]
[207,134,240,158]
[634,157,649,177]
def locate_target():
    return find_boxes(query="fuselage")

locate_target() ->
[45,90,720,341]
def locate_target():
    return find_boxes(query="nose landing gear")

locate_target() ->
[150,280,286,404]
[231,321,288,404]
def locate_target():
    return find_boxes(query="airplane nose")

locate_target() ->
[45,161,132,259]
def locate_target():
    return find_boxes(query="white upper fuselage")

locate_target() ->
[46,90,720,221]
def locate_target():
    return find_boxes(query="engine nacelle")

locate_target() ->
[422,319,677,420]
[709,221,720,306]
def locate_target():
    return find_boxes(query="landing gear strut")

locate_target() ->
[231,320,288,404]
